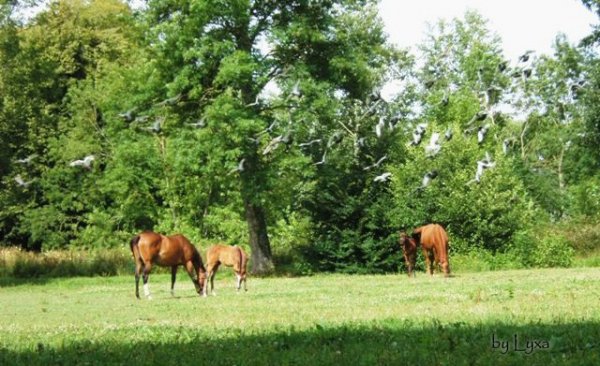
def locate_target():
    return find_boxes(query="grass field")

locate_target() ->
[1,268,600,365]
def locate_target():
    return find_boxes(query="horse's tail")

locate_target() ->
[130,235,141,258]
[411,226,423,242]
[236,245,243,272]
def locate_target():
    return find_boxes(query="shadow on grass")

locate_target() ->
[1,320,598,366]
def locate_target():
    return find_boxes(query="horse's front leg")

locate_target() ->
[202,263,215,297]
[202,271,210,297]
[170,265,177,297]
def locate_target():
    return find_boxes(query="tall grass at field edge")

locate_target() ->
[0,247,133,279]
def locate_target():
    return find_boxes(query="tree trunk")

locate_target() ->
[558,144,566,191]
[243,198,274,275]
[520,120,529,160]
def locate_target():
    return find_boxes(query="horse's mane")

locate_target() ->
[191,246,206,272]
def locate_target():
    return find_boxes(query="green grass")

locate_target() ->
[1,268,600,365]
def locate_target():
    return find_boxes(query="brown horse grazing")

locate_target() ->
[399,231,418,277]
[130,231,207,299]
[203,244,248,296]
[411,223,451,277]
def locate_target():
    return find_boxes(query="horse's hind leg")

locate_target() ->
[423,249,434,276]
[235,272,242,291]
[170,266,177,297]
[433,248,441,273]
[134,259,143,299]
[142,262,153,300]
[211,263,221,295]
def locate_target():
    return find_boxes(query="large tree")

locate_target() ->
[142,0,402,273]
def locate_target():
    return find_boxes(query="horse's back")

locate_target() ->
[136,231,162,251]
[207,244,244,267]
[134,231,193,266]
[418,224,448,249]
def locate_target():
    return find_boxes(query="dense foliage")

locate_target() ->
[1,0,599,273]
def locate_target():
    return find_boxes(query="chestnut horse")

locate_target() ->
[401,224,450,277]
[399,232,418,277]
[203,244,248,296]
[130,231,207,299]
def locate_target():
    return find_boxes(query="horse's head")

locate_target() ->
[191,250,207,295]
[399,231,417,277]
[197,269,207,294]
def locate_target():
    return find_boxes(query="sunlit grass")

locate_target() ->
[1,268,600,365]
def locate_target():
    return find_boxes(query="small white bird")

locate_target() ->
[298,139,321,147]
[69,155,95,169]
[518,50,534,63]
[257,122,277,137]
[228,158,246,175]
[156,93,182,107]
[363,155,387,171]
[186,118,206,128]
[354,137,366,148]
[262,135,284,155]
[375,117,385,138]
[374,172,392,183]
[327,131,343,148]
[291,80,301,98]
[314,151,327,166]
[502,139,510,154]
[143,118,162,133]
[421,170,438,188]
[425,132,441,157]
[444,128,453,141]
[14,174,33,187]
[477,124,490,144]
[412,131,423,146]
[474,156,495,183]
[415,123,427,135]
[16,154,37,164]
[118,110,135,122]
[410,123,427,146]
[565,140,572,149]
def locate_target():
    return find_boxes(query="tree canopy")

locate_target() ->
[1,0,599,273]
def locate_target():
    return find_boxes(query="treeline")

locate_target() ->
[1,0,599,274]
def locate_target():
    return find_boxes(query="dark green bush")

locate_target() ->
[532,235,574,268]
[389,129,537,254]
